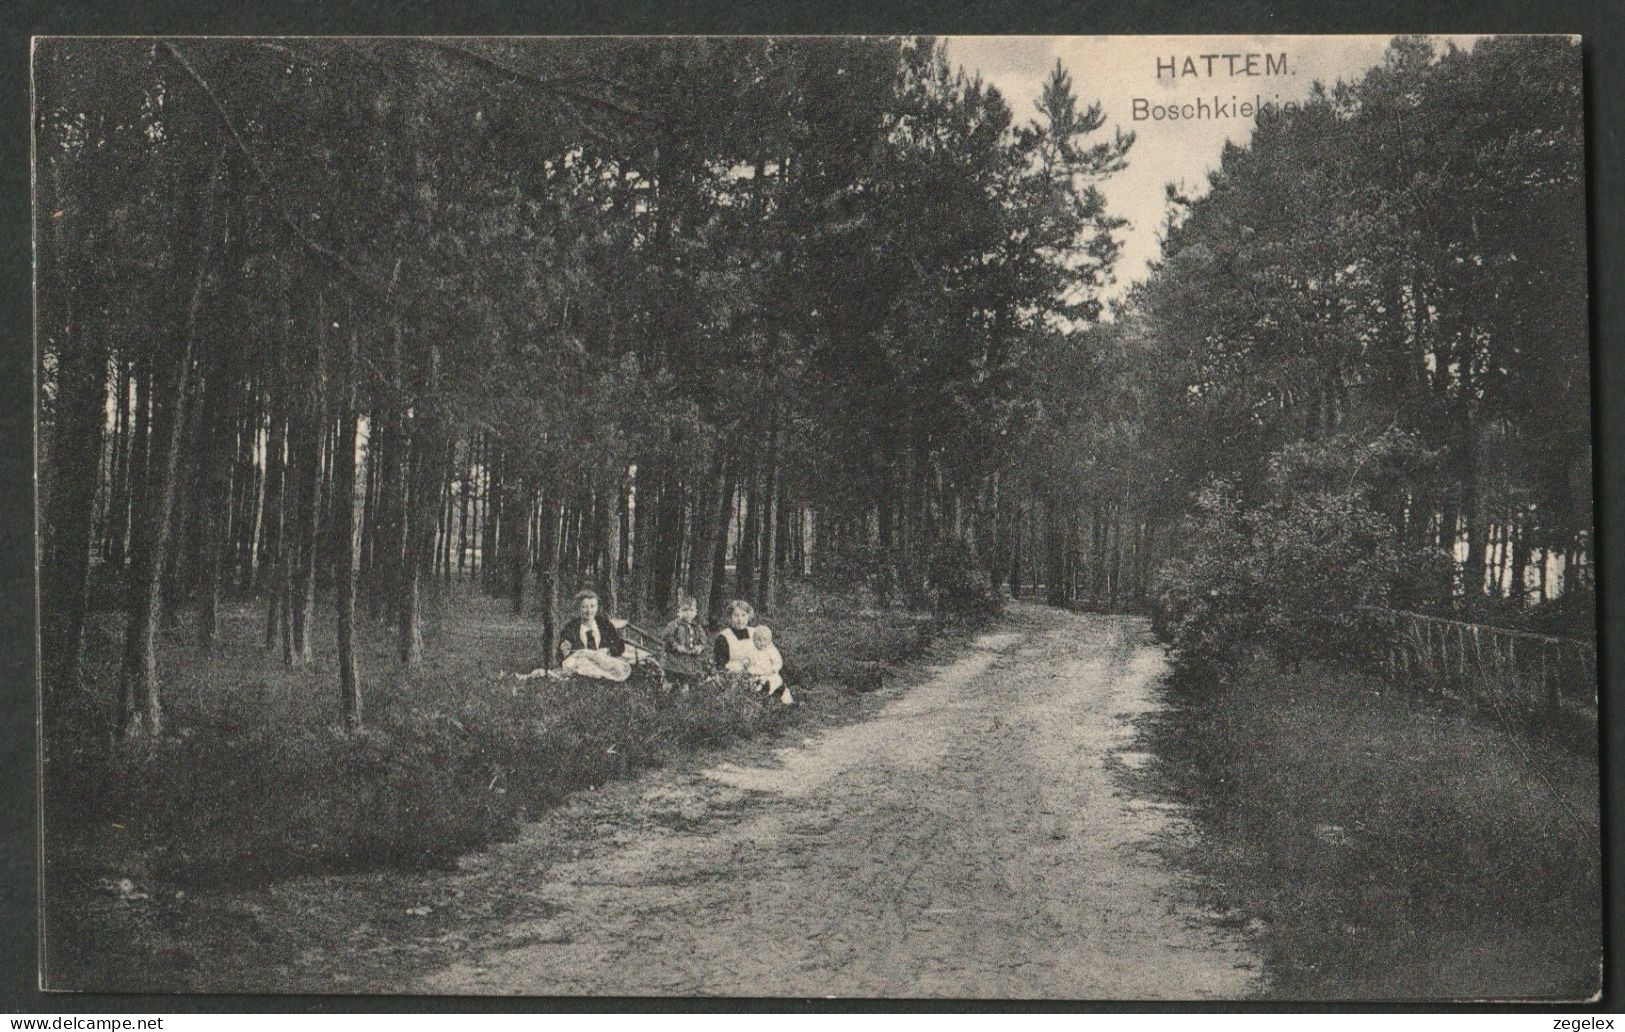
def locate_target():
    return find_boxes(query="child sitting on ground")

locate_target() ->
[746,625,792,705]
[661,594,709,681]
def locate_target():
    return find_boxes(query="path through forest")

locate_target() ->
[419,603,1259,999]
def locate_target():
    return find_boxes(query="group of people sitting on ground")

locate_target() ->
[546,589,793,704]
[682,596,790,704]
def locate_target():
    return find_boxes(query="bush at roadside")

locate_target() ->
[926,536,1003,623]
[1153,430,1443,678]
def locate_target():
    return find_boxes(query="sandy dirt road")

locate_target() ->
[420,603,1259,999]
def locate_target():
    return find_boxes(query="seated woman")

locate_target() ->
[558,589,633,682]
[713,599,757,675]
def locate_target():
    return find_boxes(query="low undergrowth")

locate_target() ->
[43,583,957,987]
[1146,656,1601,1001]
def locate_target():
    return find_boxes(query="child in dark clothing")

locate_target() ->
[661,594,709,680]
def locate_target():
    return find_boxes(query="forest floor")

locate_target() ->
[41,581,943,993]
[43,598,1600,1000]
[1142,653,1602,1001]
[47,600,1264,999]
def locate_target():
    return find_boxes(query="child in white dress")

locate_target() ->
[746,625,792,705]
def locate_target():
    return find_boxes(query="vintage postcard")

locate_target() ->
[33,34,1598,999]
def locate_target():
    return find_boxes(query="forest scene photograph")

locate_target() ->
[33,34,1598,1000]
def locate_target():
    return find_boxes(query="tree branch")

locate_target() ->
[416,39,653,127]
[159,41,392,294]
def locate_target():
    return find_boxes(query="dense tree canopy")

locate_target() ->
[35,35,1592,735]
[36,37,1134,738]
[1052,36,1592,668]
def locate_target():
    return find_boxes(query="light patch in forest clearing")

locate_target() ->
[708,635,1019,797]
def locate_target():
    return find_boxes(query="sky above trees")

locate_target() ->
[946,34,1487,288]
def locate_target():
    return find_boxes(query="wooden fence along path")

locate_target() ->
[1359,606,1598,723]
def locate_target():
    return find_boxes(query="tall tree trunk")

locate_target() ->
[567,492,586,589]
[776,495,793,575]
[1538,544,1549,603]
[735,456,760,602]
[285,302,326,668]
[193,377,235,645]
[651,469,686,618]
[1008,500,1022,600]
[905,444,931,604]
[687,448,727,623]
[357,411,379,612]
[104,351,134,571]
[334,323,362,732]
[986,472,1003,593]
[316,414,342,592]
[758,415,781,613]
[456,439,472,579]
[398,435,426,665]
[1510,516,1531,606]
[44,311,110,695]
[1108,511,1123,611]
[1134,520,1148,606]
[193,226,243,645]
[399,408,445,665]
[707,470,738,626]
[481,435,503,595]
[1436,482,1460,597]
[1044,499,1064,605]
[619,469,634,600]
[1486,521,1504,597]
[126,358,152,577]
[117,149,224,741]
[231,382,264,591]
[557,495,576,592]
[440,471,455,586]
[1459,420,1486,598]
[509,480,530,616]
[261,268,293,648]
[370,404,404,621]
[629,459,657,618]
[160,365,207,630]
[1064,510,1079,603]
[261,403,288,644]
[41,150,105,696]
[539,491,563,668]
[601,478,623,615]
[1091,506,1106,603]
[473,434,488,580]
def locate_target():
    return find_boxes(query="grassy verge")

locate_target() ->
[43,580,951,989]
[1144,657,1601,1001]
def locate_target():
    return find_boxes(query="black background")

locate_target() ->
[4,0,1621,1014]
